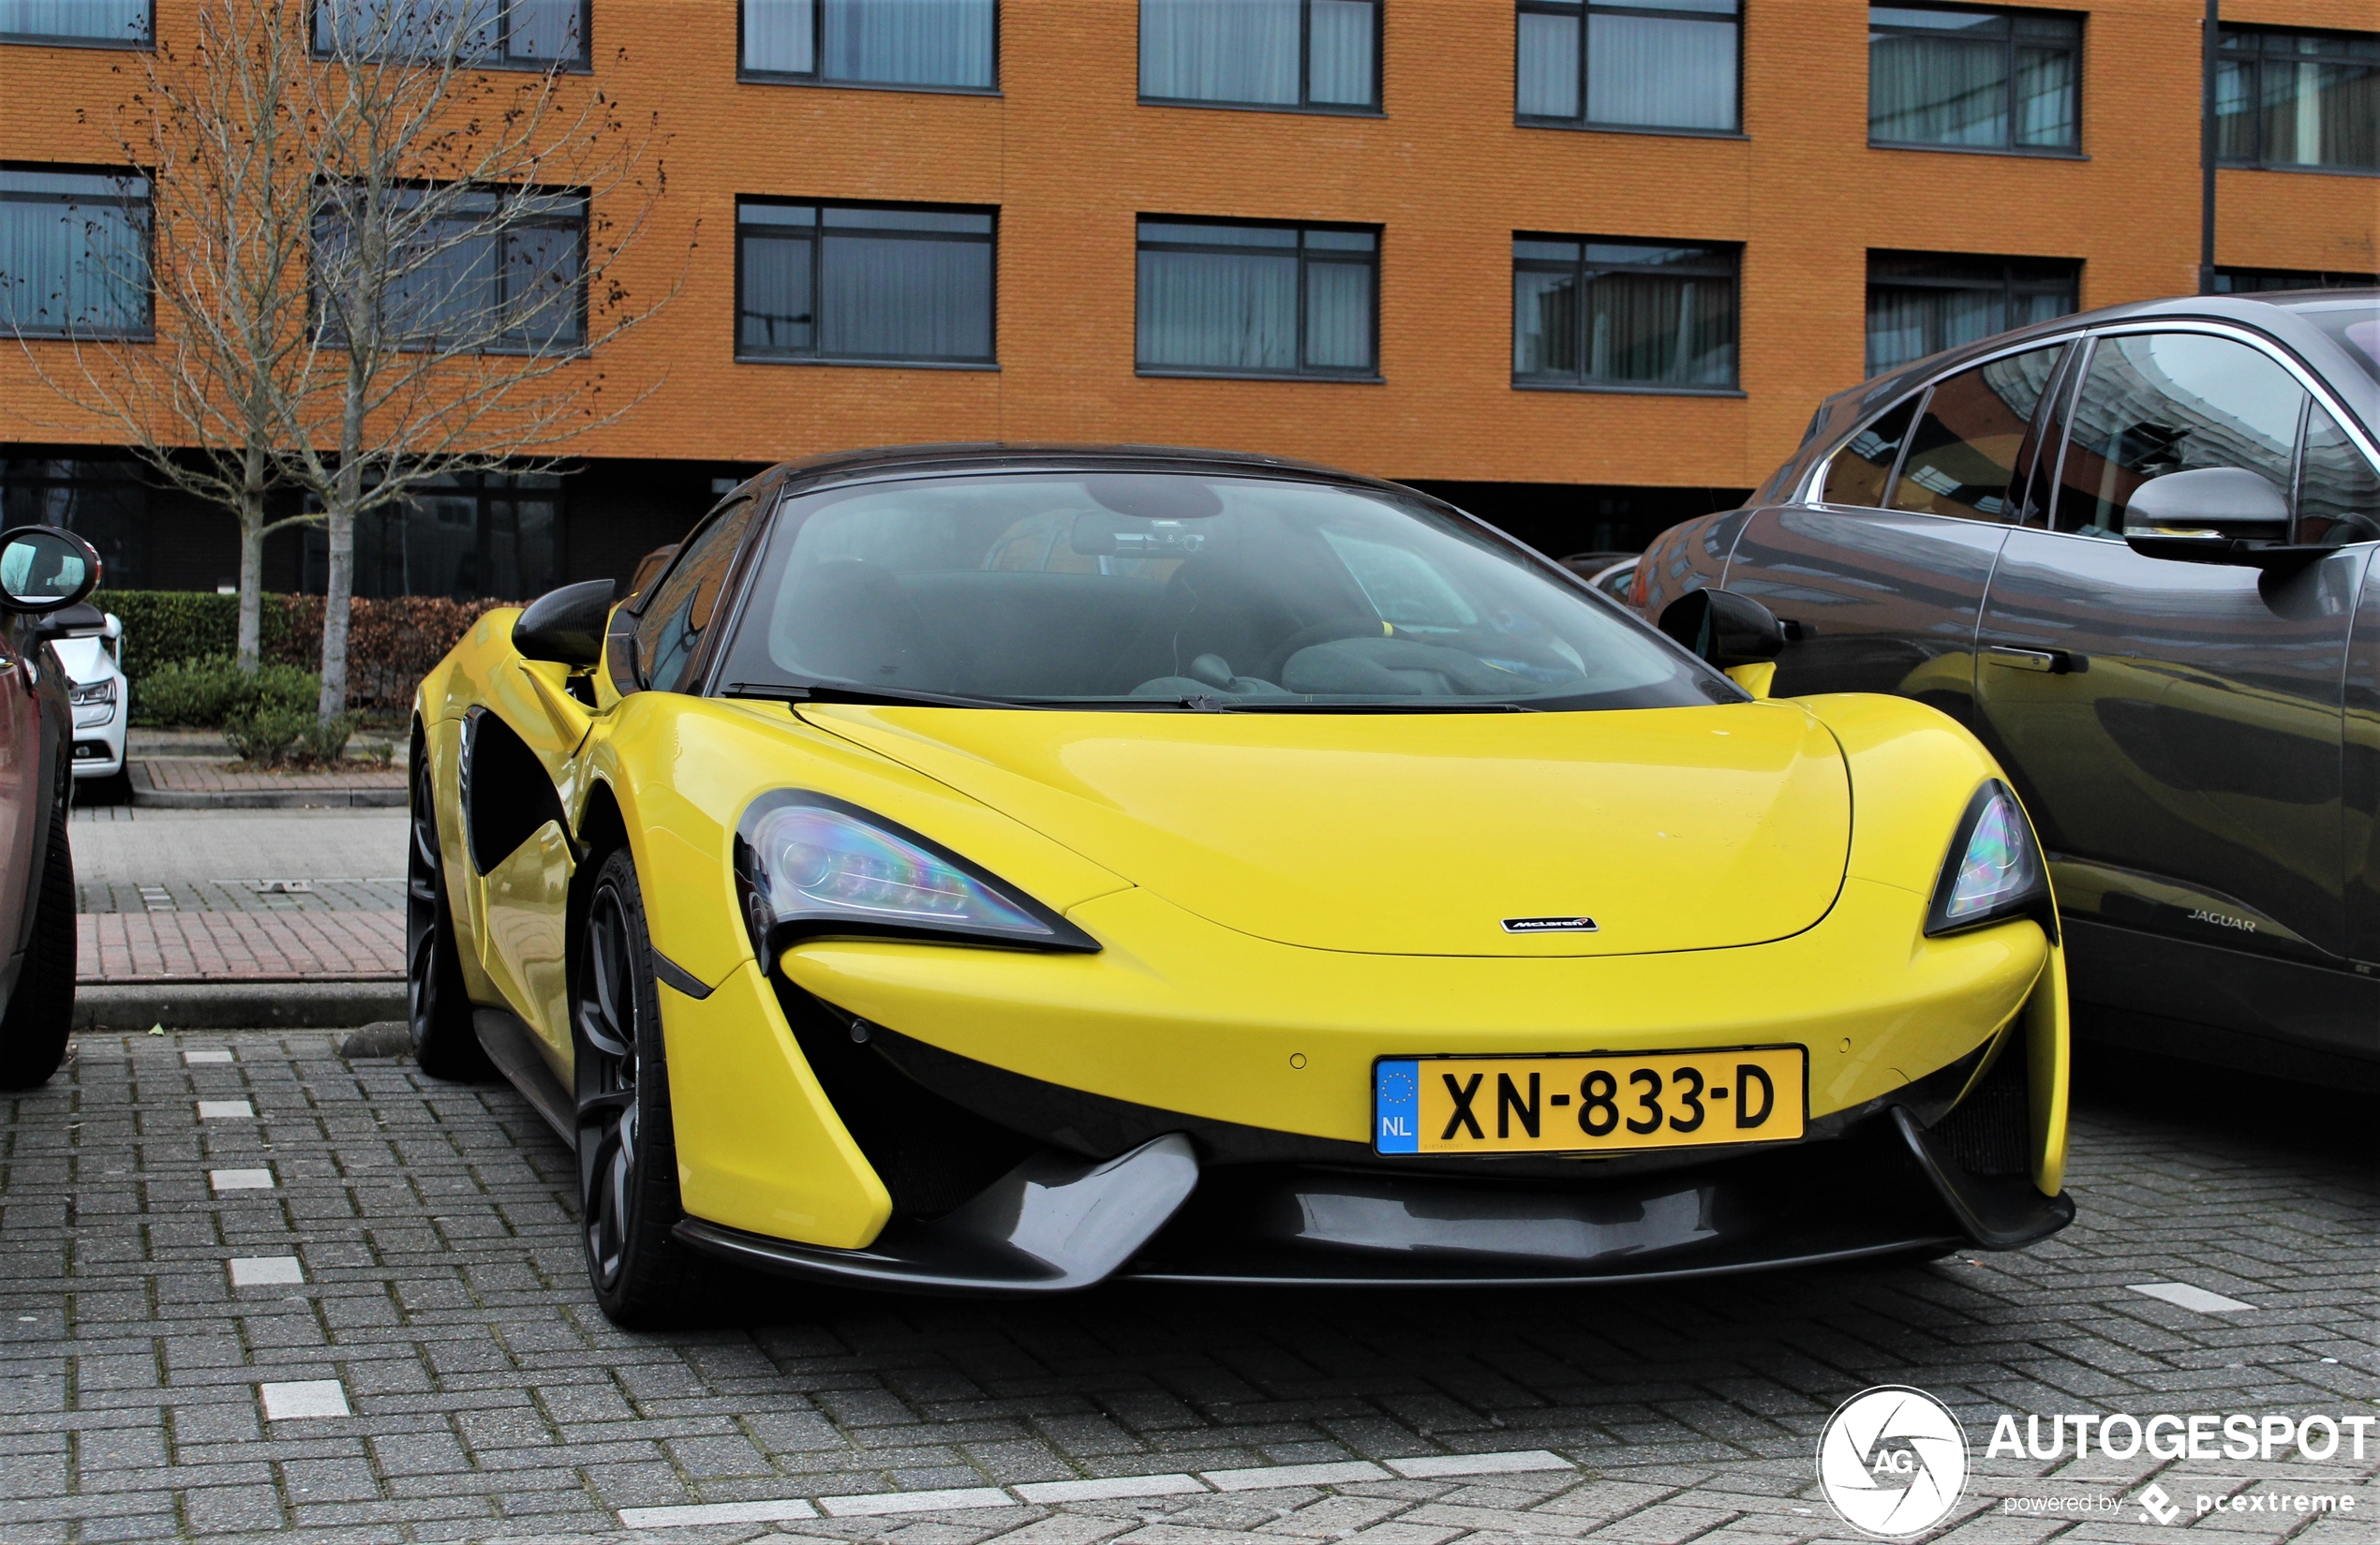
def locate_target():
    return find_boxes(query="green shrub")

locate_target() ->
[222,706,312,765]
[294,711,363,766]
[131,657,320,729]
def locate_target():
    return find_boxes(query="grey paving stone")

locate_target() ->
[0,1033,2373,1542]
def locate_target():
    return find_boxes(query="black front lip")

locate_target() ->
[675,1108,2071,1295]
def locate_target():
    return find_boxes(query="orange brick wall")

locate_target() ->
[2,0,2373,492]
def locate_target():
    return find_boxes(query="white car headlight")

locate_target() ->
[1925,780,2052,937]
[734,793,1096,959]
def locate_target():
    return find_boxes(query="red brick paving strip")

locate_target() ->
[138,757,407,794]
[78,911,404,983]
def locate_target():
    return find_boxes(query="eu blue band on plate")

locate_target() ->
[1375,1059,1420,1153]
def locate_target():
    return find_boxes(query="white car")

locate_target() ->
[47,603,127,801]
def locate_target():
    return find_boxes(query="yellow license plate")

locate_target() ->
[1373,1047,1807,1155]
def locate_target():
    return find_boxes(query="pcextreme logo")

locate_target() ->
[1817,1387,1970,1538]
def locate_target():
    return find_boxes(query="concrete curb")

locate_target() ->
[127,762,407,810]
[74,980,405,1031]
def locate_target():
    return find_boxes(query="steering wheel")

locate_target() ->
[1258,617,1389,683]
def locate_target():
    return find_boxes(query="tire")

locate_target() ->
[407,750,493,1080]
[573,846,716,1328]
[0,792,76,1089]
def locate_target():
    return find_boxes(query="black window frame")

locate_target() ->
[2215,23,2380,176]
[2215,266,2380,293]
[736,0,1003,96]
[309,180,591,357]
[0,162,155,342]
[308,0,592,73]
[1137,0,1384,116]
[1510,232,1744,395]
[1134,215,1382,383]
[1867,2,2085,157]
[0,0,152,49]
[1513,0,1746,139]
[297,468,567,602]
[734,197,999,369]
[1864,249,2080,378]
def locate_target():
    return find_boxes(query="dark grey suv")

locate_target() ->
[1639,290,2380,1085]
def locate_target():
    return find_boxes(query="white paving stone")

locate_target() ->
[259,1379,349,1420]
[2129,1281,2254,1313]
[817,1488,1017,1516]
[197,1099,254,1120]
[209,1167,275,1192]
[1202,1461,1392,1492]
[229,1255,304,1287]
[183,1049,234,1063]
[1012,1475,1208,1503]
[1385,1450,1573,1479]
[618,1499,821,1529]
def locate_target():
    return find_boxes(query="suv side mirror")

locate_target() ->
[513,579,617,668]
[1658,587,1788,669]
[0,527,101,615]
[2122,468,2311,568]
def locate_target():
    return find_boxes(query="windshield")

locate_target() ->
[2296,297,2380,386]
[711,471,1727,711]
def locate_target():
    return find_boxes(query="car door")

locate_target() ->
[1723,340,2071,723]
[1976,326,2358,988]
[473,493,766,1063]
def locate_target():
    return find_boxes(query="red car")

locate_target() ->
[0,526,103,1088]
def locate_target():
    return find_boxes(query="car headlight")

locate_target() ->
[69,679,116,707]
[734,792,1097,958]
[1925,780,2053,938]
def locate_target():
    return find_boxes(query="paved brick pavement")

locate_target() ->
[74,913,406,985]
[0,1036,2372,1545]
[78,881,406,916]
[138,759,407,794]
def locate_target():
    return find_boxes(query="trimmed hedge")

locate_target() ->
[94,591,521,717]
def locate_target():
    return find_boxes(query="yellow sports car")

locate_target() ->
[409,445,2072,1326]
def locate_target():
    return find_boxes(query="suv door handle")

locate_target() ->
[1986,645,2078,674]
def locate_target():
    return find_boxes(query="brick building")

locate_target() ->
[1,0,2373,599]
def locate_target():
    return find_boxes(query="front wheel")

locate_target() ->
[0,791,77,1089]
[574,847,716,1327]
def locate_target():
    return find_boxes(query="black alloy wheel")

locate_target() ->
[407,750,492,1079]
[573,847,710,1326]
[0,785,76,1089]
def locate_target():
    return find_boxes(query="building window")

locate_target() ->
[313,1,587,67]
[302,470,563,600]
[312,186,587,353]
[2217,26,2380,173]
[1139,0,1379,112]
[1517,1,1740,134]
[1866,251,2078,376]
[739,0,996,91]
[0,168,151,339]
[736,201,995,365]
[1512,236,1738,391]
[0,1,150,47]
[1869,6,2081,153]
[2214,266,2380,293]
[0,456,148,587]
[1136,219,1377,379]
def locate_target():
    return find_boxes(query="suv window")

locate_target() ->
[1886,344,2066,522]
[634,497,760,691]
[2055,332,2307,538]
[1821,397,1919,507]
[2299,404,2380,546]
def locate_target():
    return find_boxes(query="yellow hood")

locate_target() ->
[800,702,1850,957]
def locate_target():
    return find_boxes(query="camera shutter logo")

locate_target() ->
[1817,1387,1970,1537]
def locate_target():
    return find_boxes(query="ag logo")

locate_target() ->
[1816,1386,1969,1538]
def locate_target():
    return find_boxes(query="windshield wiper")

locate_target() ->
[722,680,1020,710]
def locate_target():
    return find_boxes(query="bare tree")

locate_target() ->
[10,0,682,718]
[288,0,680,722]
[7,0,321,673]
